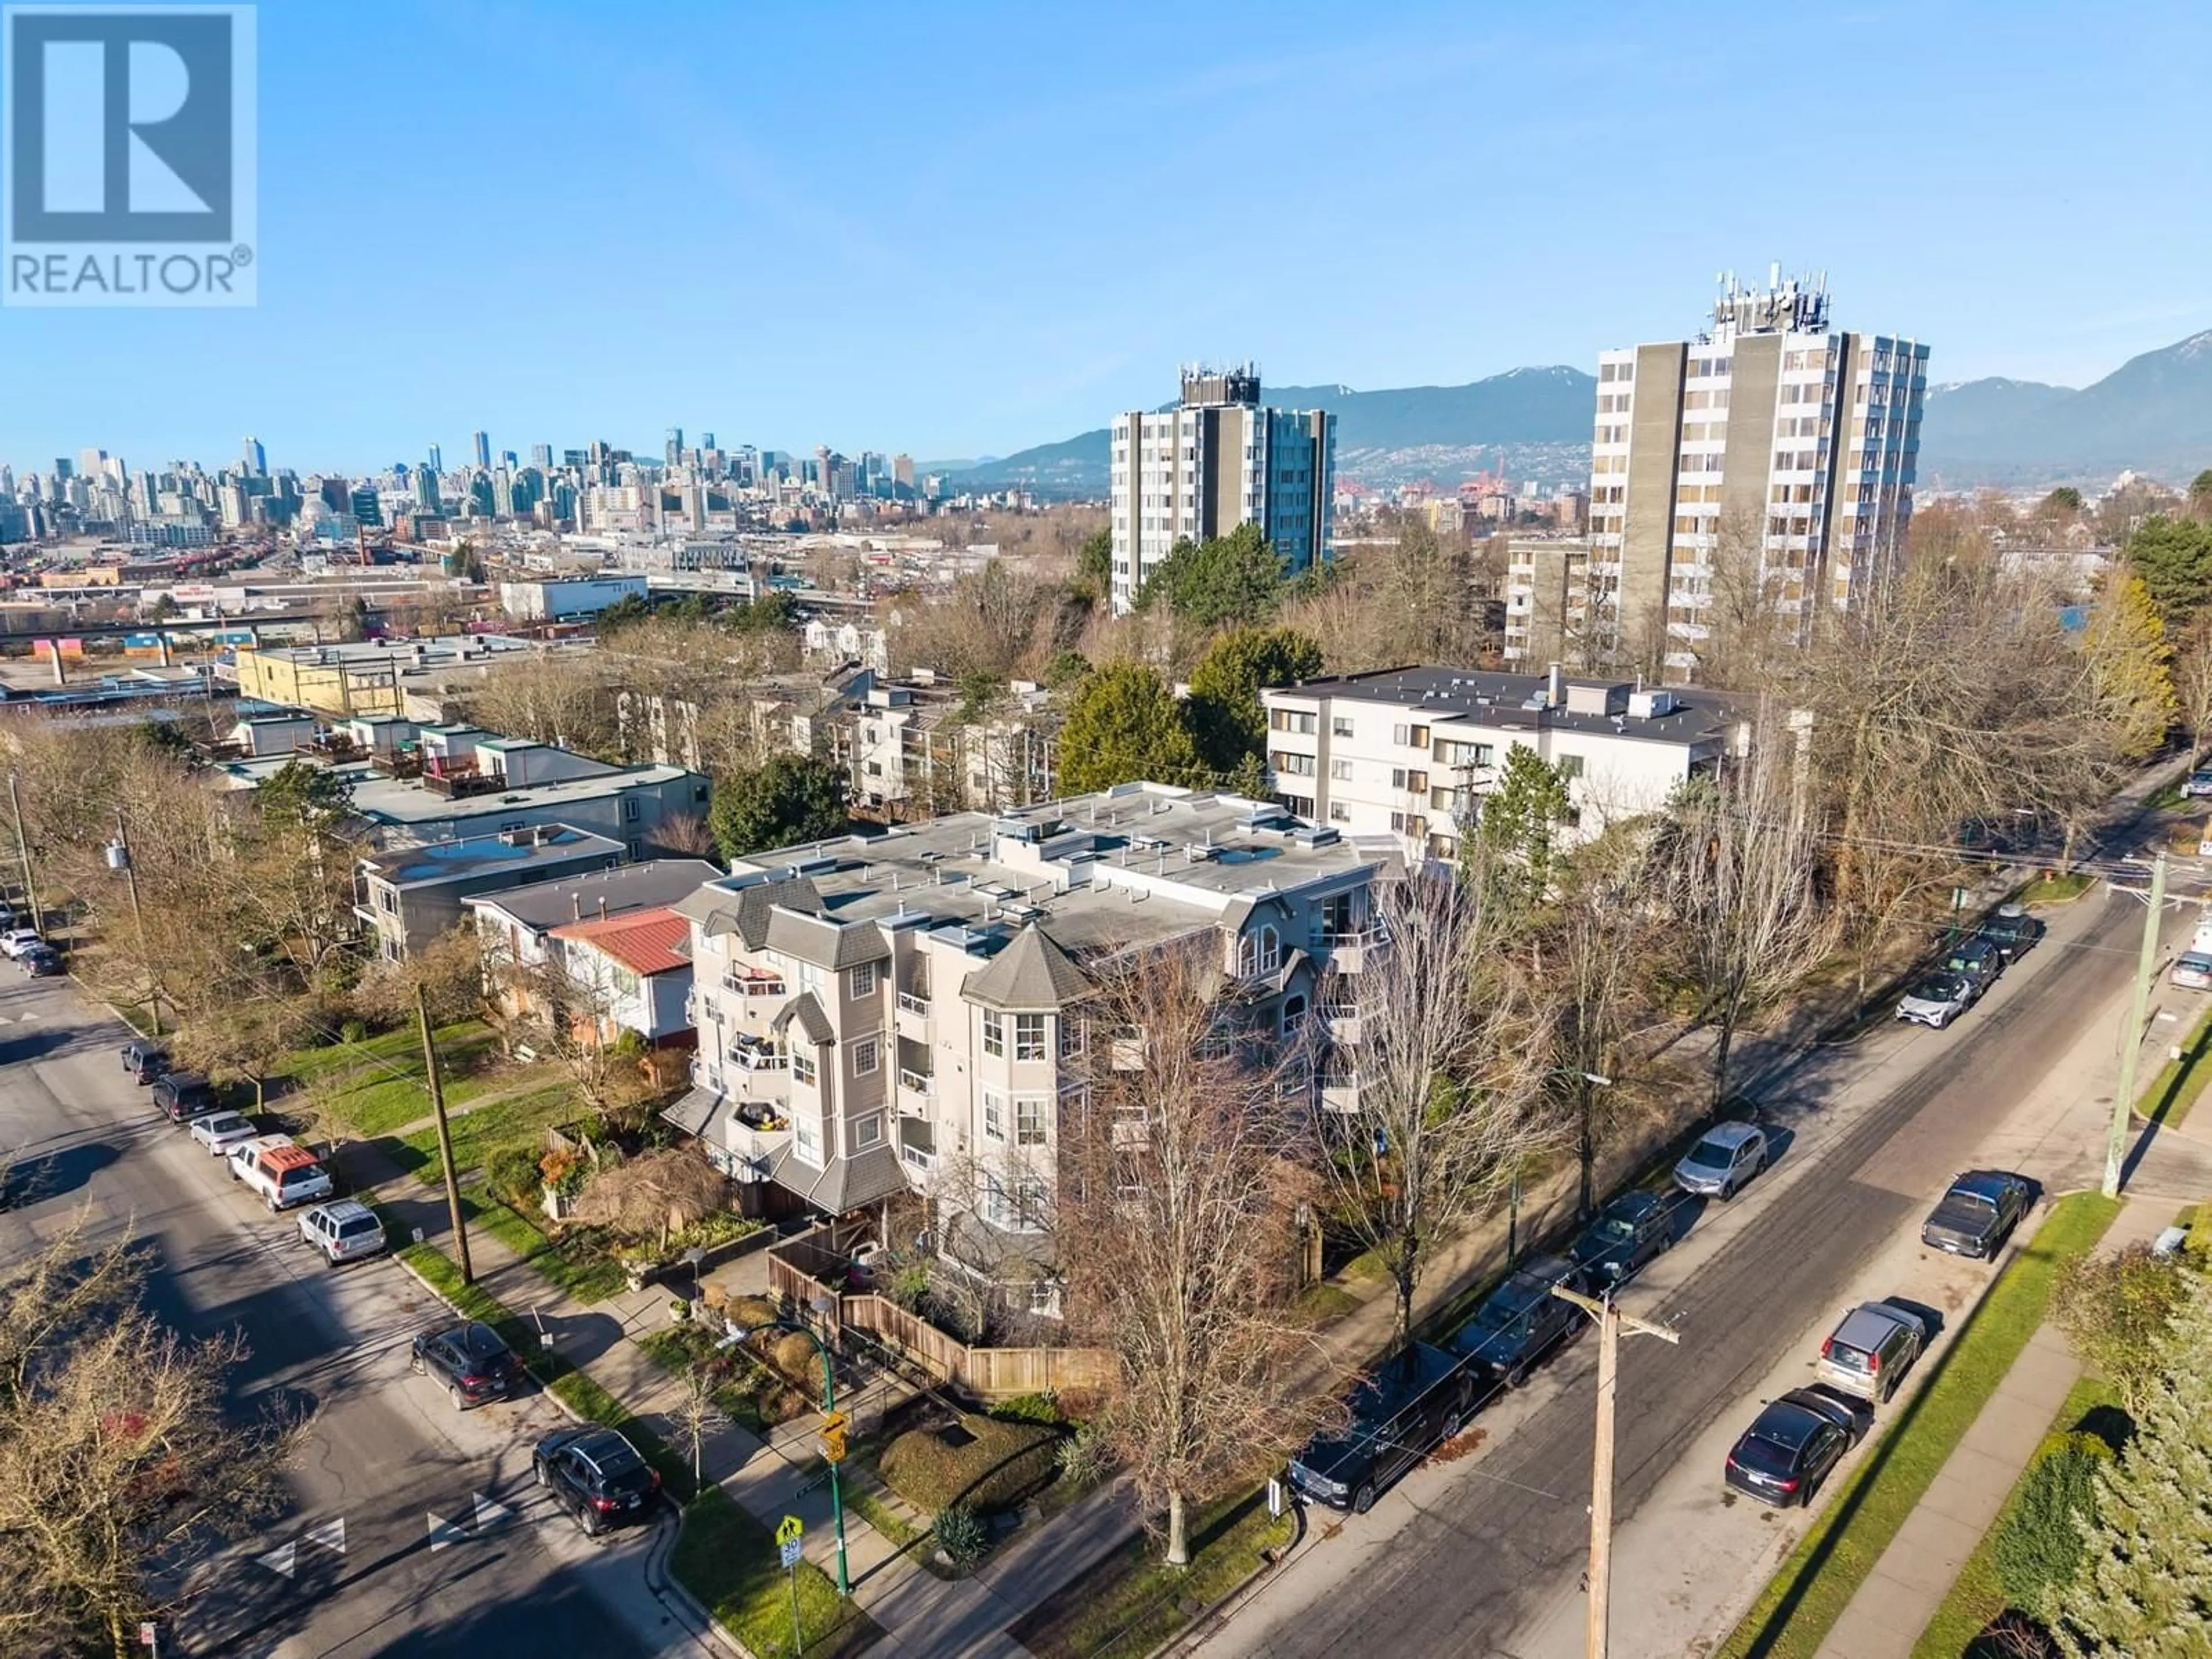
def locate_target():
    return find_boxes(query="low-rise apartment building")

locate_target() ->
[465,858,724,1016]
[1261,665,1748,863]
[666,784,1392,1304]
[843,674,1059,820]
[357,823,625,959]
[544,908,695,1047]
[234,637,537,717]
[217,718,711,857]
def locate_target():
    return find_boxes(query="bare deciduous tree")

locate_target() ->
[1543,836,1661,1214]
[1059,947,1331,1566]
[0,1213,304,1658]
[570,1147,730,1251]
[1309,870,1560,1346]
[1655,734,1835,1108]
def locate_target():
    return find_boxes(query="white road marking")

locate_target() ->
[474,1493,513,1530]
[304,1517,346,1556]
[255,1542,297,1580]
[427,1512,470,1552]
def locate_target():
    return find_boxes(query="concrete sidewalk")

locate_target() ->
[1815,1199,2173,1659]
[365,1147,1137,1659]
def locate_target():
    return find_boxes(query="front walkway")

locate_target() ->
[1815,1198,2173,1659]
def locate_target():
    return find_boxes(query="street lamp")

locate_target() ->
[1511,1070,1611,1263]
[725,1301,851,1598]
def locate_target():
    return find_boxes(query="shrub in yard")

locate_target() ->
[768,1331,822,1384]
[1993,1430,2112,1611]
[932,1504,990,1571]
[486,1145,543,1209]
[726,1295,780,1330]
[987,1392,1065,1428]
[2051,1244,2190,1414]
[1054,1421,1112,1488]
[880,1413,1062,1515]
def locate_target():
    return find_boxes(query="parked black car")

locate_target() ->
[1724,1387,1870,1508]
[411,1321,527,1408]
[533,1426,661,1535]
[1938,934,2005,991]
[122,1040,169,1084]
[1921,1170,2032,1260]
[1978,906,2045,964]
[1287,1341,1474,1514]
[1448,1253,1586,1387]
[152,1071,216,1123]
[1567,1191,1673,1288]
[17,944,61,977]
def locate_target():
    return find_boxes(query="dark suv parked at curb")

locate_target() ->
[1288,1341,1474,1514]
[1568,1191,1673,1288]
[122,1041,169,1084]
[153,1072,216,1123]
[1724,1386,1870,1508]
[533,1426,661,1535]
[411,1321,527,1408]
[1448,1253,1586,1387]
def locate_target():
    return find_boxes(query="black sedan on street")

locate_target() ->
[1724,1386,1870,1508]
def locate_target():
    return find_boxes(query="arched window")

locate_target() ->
[1258,925,1281,973]
[1237,933,1258,977]
[1280,994,1307,1037]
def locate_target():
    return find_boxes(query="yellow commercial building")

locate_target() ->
[234,643,406,717]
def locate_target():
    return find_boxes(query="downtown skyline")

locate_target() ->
[1,0,2207,471]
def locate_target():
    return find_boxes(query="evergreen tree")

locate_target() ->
[2124,516,2212,628]
[1056,661,1200,793]
[709,753,849,859]
[2051,1272,2212,1656]
[1474,743,1574,913]
[1075,527,1114,599]
[1185,626,1323,771]
[1134,524,1289,628]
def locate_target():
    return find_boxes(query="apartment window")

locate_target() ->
[850,961,876,999]
[619,796,641,824]
[377,887,397,915]
[791,1046,817,1087]
[1330,758,1354,781]
[1330,714,1354,738]
[983,1088,1006,1141]
[982,1010,1005,1059]
[793,1115,822,1166]
[1392,724,1410,747]
[1329,802,1352,823]
[851,1113,883,1150]
[851,1036,880,1077]
[1281,993,1307,1036]
[1058,1016,1085,1060]
[1016,1095,1048,1146]
[1556,754,1585,781]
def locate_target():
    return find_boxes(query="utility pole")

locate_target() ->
[415,983,474,1283]
[108,810,161,1037]
[9,774,41,934]
[1552,1284,1680,1659]
[2105,851,2169,1198]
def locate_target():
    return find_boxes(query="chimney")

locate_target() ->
[597,897,608,921]
[571,892,582,921]
[1546,661,1565,708]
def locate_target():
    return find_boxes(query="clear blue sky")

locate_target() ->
[4,0,2207,475]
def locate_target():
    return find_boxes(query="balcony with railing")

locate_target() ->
[724,967,789,998]
[728,1032,787,1072]
[1311,922,1387,971]
[1319,1069,1365,1113]
[895,988,930,1040]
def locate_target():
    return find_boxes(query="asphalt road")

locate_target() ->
[0,970,691,1658]
[1202,884,2146,1658]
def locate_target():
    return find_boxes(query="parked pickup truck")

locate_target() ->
[1288,1340,1475,1514]
[228,1135,334,1212]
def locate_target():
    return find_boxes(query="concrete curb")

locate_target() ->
[1147,1490,1306,1659]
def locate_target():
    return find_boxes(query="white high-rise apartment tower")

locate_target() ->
[1108,365,1335,615]
[1566,268,1928,678]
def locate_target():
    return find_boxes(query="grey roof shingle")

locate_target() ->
[960,923,1092,1011]
[772,991,835,1046]
[764,1141,908,1214]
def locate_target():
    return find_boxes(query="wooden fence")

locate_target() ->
[766,1236,1113,1400]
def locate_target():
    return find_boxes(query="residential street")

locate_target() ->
[0,970,698,1659]
[1190,870,2210,1659]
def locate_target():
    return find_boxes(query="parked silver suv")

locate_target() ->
[1817,1302,1929,1403]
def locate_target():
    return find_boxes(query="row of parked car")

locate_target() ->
[1895,903,2044,1029]
[123,1037,665,1539]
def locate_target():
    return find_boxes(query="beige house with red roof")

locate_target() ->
[546,907,695,1047]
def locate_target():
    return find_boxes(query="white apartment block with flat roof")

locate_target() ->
[1548,268,1927,679]
[1262,665,1748,865]
[1109,365,1335,615]
[665,785,1392,1303]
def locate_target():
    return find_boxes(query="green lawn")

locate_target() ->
[1291,1282,1362,1326]
[1714,1191,2121,1659]
[388,1082,578,1181]
[671,1487,881,1659]
[1012,1485,1293,1659]
[468,1195,627,1305]
[1908,1373,2121,1659]
[2016,872,2096,905]
[2137,1003,2212,1131]
[271,1021,509,1138]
